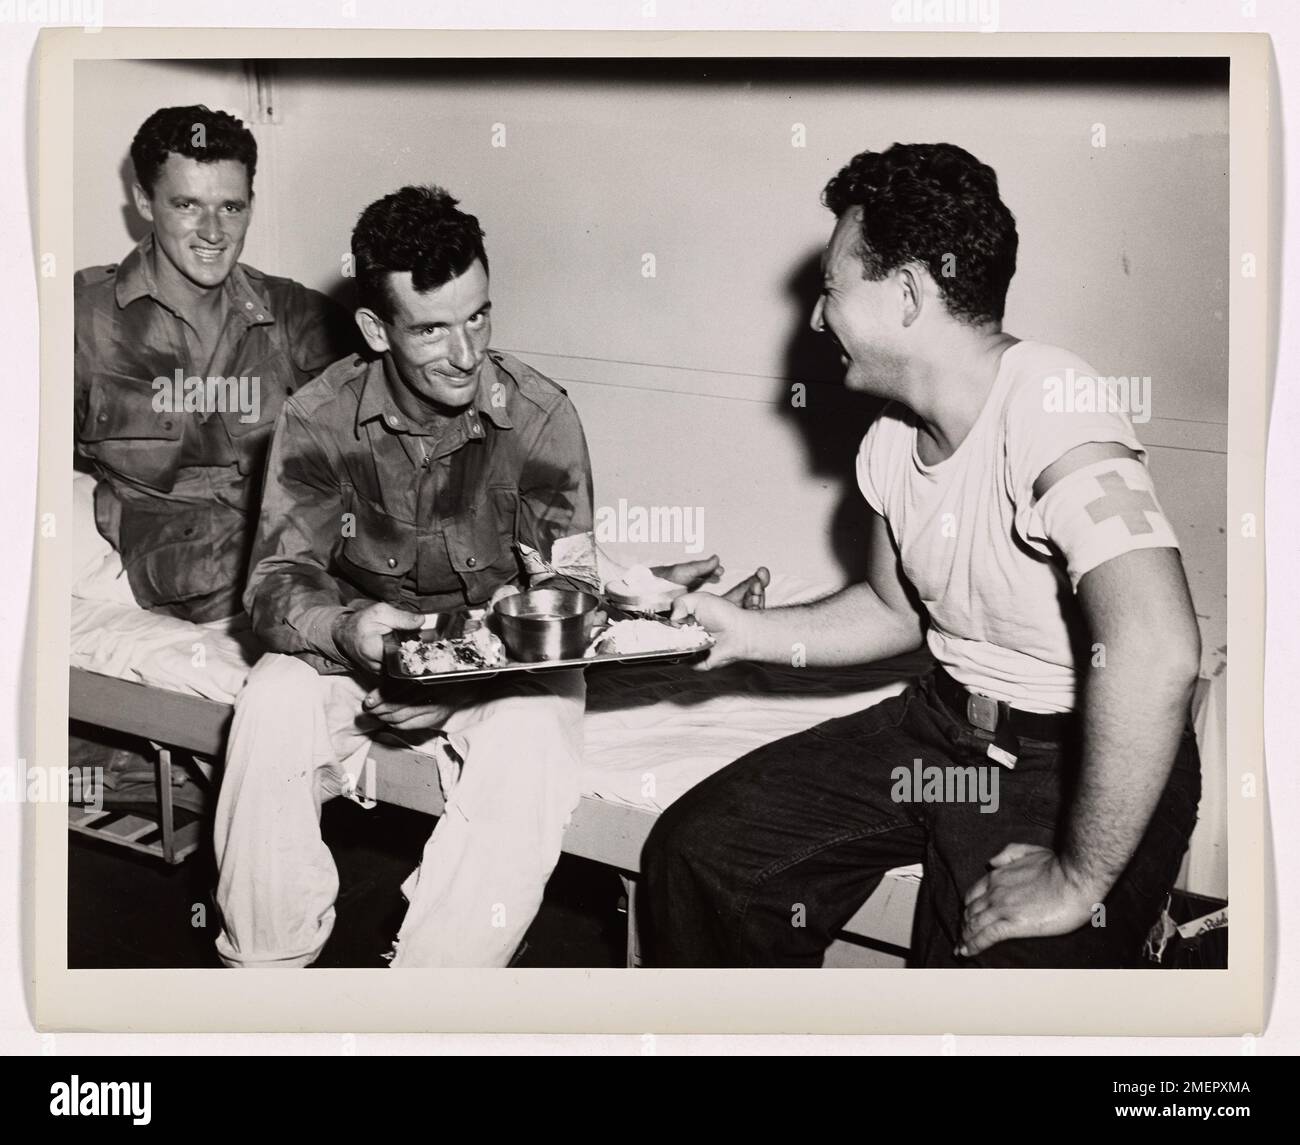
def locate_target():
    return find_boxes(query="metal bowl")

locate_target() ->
[493,588,600,662]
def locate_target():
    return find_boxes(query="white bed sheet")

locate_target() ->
[581,658,913,810]
[71,599,259,703]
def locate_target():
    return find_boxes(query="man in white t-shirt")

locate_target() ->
[643,142,1202,968]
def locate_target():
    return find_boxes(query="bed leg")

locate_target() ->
[619,874,642,969]
[154,743,176,865]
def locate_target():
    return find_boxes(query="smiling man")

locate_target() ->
[74,105,353,622]
[213,185,760,968]
[643,143,1202,969]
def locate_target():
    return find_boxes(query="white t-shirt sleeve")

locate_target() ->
[852,421,883,514]
[856,403,908,519]
[1002,354,1149,559]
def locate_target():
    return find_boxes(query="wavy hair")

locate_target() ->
[351,185,489,322]
[823,142,1018,325]
[130,105,257,197]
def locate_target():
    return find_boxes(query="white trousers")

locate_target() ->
[213,653,585,968]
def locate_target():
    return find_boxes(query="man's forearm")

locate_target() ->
[246,562,353,664]
[744,580,924,668]
[1061,640,1197,898]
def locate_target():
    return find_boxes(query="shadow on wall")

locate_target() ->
[323,276,355,316]
[776,246,885,586]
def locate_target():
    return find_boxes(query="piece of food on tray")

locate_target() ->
[397,627,509,675]
[605,565,687,614]
[397,639,455,675]
[462,625,509,665]
[588,617,711,656]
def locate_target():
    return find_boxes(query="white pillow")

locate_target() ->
[71,472,138,605]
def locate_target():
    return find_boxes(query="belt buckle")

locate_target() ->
[966,692,999,733]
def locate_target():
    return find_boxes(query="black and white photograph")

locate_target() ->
[26,26,1269,1036]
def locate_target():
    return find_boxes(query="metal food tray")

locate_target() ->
[382,618,711,685]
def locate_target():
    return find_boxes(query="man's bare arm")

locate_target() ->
[960,442,1200,956]
[671,510,925,670]
[1061,546,1200,892]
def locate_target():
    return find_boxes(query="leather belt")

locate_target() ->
[932,666,1075,765]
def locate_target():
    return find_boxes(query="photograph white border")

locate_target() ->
[31,27,1270,1035]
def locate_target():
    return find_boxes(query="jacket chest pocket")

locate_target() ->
[78,373,185,492]
[337,493,417,602]
[219,354,292,476]
[438,485,521,599]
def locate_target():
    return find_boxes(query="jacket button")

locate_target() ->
[162,420,173,430]
[386,557,397,569]
[97,412,108,423]
[466,556,477,568]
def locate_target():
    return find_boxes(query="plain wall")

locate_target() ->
[73,58,1228,676]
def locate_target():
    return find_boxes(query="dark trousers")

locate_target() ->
[641,672,1201,968]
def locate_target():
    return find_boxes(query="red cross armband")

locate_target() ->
[1035,456,1180,589]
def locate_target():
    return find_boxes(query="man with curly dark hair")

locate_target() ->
[212,185,763,968]
[645,143,1202,969]
[75,105,355,622]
